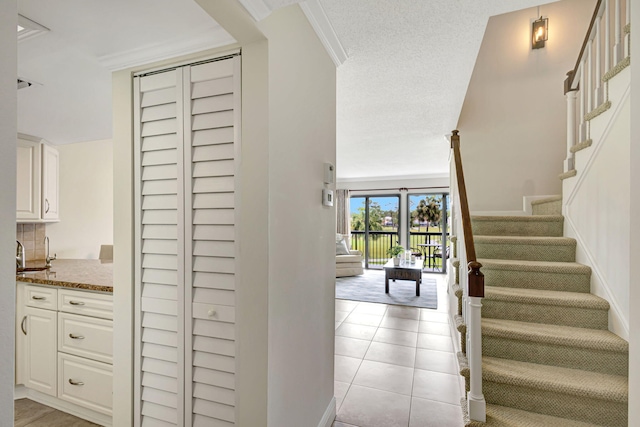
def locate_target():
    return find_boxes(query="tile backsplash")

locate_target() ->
[16,223,47,261]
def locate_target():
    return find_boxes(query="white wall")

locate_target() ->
[259,5,337,426]
[628,0,639,423]
[0,1,17,425]
[46,139,113,259]
[337,176,449,192]
[457,0,596,211]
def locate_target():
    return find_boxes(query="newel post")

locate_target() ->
[564,71,578,173]
[467,261,486,421]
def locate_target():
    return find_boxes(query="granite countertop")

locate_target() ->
[16,259,113,293]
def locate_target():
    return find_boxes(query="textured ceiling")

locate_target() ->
[17,0,233,144]
[270,0,558,181]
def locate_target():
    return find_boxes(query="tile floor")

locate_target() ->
[15,398,100,427]
[333,274,464,427]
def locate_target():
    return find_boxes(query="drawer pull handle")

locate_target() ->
[69,301,85,306]
[69,334,85,340]
[68,379,84,386]
[31,296,46,301]
[21,316,27,335]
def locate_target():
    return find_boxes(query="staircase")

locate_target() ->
[456,197,629,426]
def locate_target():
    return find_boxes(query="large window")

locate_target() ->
[350,196,400,269]
[407,193,450,272]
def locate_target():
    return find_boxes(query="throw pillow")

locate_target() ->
[336,237,351,255]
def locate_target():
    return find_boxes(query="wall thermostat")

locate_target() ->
[322,189,334,207]
[324,163,335,184]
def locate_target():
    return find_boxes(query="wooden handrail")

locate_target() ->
[565,0,603,93]
[451,130,484,298]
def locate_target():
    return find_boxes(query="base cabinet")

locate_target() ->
[16,283,113,422]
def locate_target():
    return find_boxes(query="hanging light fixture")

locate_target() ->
[532,16,549,49]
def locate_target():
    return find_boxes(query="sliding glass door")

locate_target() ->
[407,193,450,273]
[350,196,400,269]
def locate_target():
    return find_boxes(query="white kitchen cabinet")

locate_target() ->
[16,134,59,222]
[21,305,58,396]
[16,283,113,423]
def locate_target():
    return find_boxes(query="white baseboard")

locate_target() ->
[318,397,336,427]
[14,385,112,426]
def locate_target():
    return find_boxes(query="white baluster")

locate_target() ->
[566,90,578,172]
[605,0,611,72]
[467,296,486,422]
[586,41,593,112]
[615,0,622,63]
[595,18,603,106]
[625,0,630,57]
[579,64,586,142]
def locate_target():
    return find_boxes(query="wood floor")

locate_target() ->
[15,398,100,427]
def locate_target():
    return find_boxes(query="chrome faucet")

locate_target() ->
[45,236,56,268]
[16,240,25,269]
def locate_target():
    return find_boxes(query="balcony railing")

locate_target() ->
[350,231,398,267]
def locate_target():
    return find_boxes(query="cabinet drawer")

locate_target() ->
[58,289,113,320]
[58,312,113,364]
[58,353,112,416]
[24,285,57,310]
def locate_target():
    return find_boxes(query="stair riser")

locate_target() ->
[482,300,608,329]
[481,380,627,427]
[483,269,590,293]
[476,242,575,262]
[472,220,563,237]
[533,200,562,215]
[482,336,628,376]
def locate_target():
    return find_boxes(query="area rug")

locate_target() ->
[336,269,437,309]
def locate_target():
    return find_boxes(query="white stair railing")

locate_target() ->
[564,0,630,173]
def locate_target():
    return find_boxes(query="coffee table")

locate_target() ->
[383,258,424,296]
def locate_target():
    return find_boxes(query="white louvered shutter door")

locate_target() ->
[134,69,185,427]
[184,58,239,427]
[134,55,240,427]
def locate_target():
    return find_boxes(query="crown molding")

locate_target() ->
[337,173,450,184]
[18,14,49,43]
[300,0,347,67]
[238,0,272,21]
[97,26,236,71]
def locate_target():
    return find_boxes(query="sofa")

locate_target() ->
[336,234,364,277]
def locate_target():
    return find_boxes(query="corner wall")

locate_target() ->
[259,5,337,426]
[46,139,113,259]
[457,0,596,211]
[0,1,17,424]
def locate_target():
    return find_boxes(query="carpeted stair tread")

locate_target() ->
[472,215,564,237]
[531,195,562,206]
[462,399,602,427]
[478,258,590,274]
[475,235,576,246]
[481,356,628,403]
[482,318,628,352]
[484,286,609,310]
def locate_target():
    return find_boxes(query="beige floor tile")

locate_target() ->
[352,360,414,395]
[335,355,363,383]
[417,333,454,352]
[337,385,411,427]
[379,315,419,332]
[336,299,359,312]
[336,323,378,341]
[420,309,449,323]
[14,399,55,427]
[372,327,418,348]
[344,312,383,327]
[335,336,371,359]
[335,381,351,412]
[336,321,343,330]
[22,410,99,426]
[364,341,416,368]
[385,305,420,320]
[333,421,360,427]
[409,397,464,427]
[336,310,351,322]
[418,321,451,336]
[352,302,388,315]
[415,348,458,375]
[412,369,461,405]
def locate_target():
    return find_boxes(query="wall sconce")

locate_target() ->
[532,16,548,49]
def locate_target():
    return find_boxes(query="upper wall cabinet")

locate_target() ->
[17,135,60,222]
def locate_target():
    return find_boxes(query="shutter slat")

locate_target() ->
[191,77,234,99]
[141,120,178,137]
[142,134,179,152]
[143,254,179,271]
[193,272,235,290]
[193,288,234,307]
[142,180,178,196]
[142,268,178,285]
[142,195,178,210]
[142,297,179,316]
[142,371,178,394]
[142,329,178,348]
[142,282,178,300]
[193,352,235,374]
[193,144,234,162]
[142,313,177,333]
[141,401,178,425]
[142,210,178,225]
[193,241,234,257]
[193,414,235,427]
[194,335,235,357]
[193,225,234,241]
[193,303,235,323]
[142,225,178,241]
[142,165,178,181]
[142,103,177,122]
[141,87,177,109]
[193,319,235,340]
[192,94,234,115]
[191,61,234,82]
[143,342,178,363]
[142,240,178,255]
[142,357,178,378]
[193,398,235,423]
[193,193,234,209]
[193,367,235,390]
[140,71,177,92]
[193,257,235,274]
[193,176,234,194]
[192,128,234,147]
[193,383,235,406]
[142,149,178,167]
[193,160,234,178]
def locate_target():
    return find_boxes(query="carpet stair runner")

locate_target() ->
[456,197,628,426]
